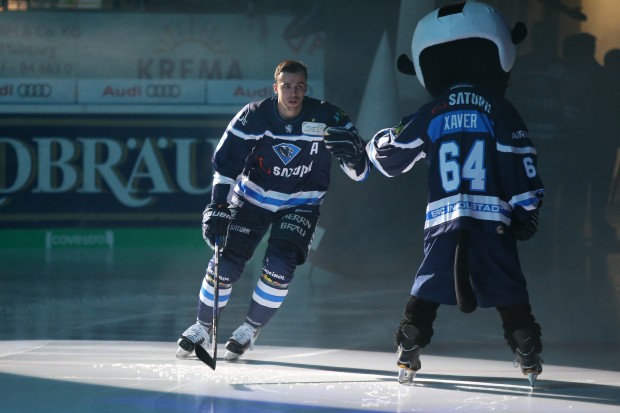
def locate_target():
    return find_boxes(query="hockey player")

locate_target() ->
[366,2,545,386]
[177,60,369,363]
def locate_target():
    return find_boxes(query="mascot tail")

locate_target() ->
[454,229,477,313]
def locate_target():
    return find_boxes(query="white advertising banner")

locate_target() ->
[207,80,325,105]
[0,12,325,110]
[0,78,76,103]
[78,79,206,104]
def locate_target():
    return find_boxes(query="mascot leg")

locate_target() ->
[395,296,439,383]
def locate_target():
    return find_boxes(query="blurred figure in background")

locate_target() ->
[509,21,572,248]
[558,33,618,251]
[603,49,620,215]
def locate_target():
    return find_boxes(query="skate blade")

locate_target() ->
[224,350,242,361]
[175,347,192,359]
[398,367,416,384]
[527,373,538,388]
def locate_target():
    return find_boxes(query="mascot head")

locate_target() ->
[397,2,527,97]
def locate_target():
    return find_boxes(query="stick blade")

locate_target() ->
[195,344,216,370]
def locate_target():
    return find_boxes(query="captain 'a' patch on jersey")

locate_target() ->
[272,143,301,165]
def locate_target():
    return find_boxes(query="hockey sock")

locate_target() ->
[245,276,289,328]
[197,274,232,327]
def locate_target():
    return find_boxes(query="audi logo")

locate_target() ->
[17,83,52,98]
[146,84,181,98]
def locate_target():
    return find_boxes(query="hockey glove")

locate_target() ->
[323,127,366,164]
[511,210,539,241]
[202,203,232,249]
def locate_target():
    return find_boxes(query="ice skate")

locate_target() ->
[512,329,543,388]
[396,324,423,384]
[224,323,260,361]
[176,322,211,359]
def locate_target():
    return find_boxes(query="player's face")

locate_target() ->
[274,71,307,119]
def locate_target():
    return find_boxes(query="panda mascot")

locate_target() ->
[366,2,545,386]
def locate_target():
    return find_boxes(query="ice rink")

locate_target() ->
[2,339,620,413]
[2,231,620,413]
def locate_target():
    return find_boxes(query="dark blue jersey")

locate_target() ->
[368,83,544,240]
[212,96,369,212]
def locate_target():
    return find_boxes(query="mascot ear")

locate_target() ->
[397,53,416,76]
[511,22,527,44]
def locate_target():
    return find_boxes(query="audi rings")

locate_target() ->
[146,84,181,98]
[17,83,52,98]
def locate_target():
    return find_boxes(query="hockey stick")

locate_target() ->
[454,229,477,313]
[194,237,220,370]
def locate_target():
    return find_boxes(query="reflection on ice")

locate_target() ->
[1,340,618,413]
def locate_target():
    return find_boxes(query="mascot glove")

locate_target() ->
[511,210,539,241]
[323,127,366,164]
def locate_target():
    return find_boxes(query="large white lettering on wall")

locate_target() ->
[0,136,216,208]
[0,118,225,225]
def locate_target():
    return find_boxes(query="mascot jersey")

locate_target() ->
[212,96,370,213]
[368,82,544,242]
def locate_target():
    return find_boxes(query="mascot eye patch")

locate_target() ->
[438,2,465,17]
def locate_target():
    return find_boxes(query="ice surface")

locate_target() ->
[1,340,619,413]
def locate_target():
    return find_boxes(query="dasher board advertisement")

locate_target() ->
[0,115,229,227]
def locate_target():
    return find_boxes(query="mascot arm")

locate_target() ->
[367,118,426,178]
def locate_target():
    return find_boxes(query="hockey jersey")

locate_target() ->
[368,83,544,241]
[212,96,370,213]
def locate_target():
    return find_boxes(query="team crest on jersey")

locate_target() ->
[273,143,301,165]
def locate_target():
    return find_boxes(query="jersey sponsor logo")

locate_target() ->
[272,143,301,165]
[257,156,271,174]
[229,224,250,235]
[512,130,529,139]
[448,91,491,113]
[432,101,448,114]
[273,161,313,178]
[209,271,231,283]
[283,213,313,229]
[301,121,326,136]
[263,268,287,282]
[280,221,307,236]
[429,201,500,218]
